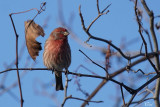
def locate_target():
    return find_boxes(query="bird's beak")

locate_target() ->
[63,31,69,36]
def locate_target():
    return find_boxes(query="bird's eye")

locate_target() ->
[60,31,64,34]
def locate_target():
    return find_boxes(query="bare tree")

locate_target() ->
[0,0,160,107]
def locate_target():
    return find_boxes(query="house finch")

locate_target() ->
[43,27,71,91]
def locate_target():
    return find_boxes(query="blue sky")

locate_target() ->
[0,0,160,107]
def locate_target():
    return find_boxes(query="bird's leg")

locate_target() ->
[65,68,69,75]
[52,68,55,74]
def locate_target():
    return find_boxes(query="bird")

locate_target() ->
[43,27,71,91]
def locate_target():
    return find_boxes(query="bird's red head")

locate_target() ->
[51,27,69,40]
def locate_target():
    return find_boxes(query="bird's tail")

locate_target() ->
[55,74,64,91]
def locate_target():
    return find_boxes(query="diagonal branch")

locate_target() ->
[120,85,126,107]
[79,49,109,75]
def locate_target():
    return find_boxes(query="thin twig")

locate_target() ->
[61,74,69,107]
[9,14,24,107]
[126,93,137,107]
[25,2,46,35]
[81,56,154,106]
[101,4,111,13]
[0,57,158,107]
[140,0,160,106]
[143,29,153,52]
[79,4,135,60]
[83,55,152,106]
[10,8,39,15]
[86,14,102,32]
[134,0,159,74]
[96,0,100,14]
[81,56,158,107]
[80,1,159,63]
[0,57,159,106]
[120,85,126,107]
[63,95,103,106]
[8,2,46,107]
[110,79,135,94]
[130,68,156,76]
[86,2,110,32]
[69,96,103,103]
[79,49,109,75]
[140,43,143,53]
[133,87,155,106]
[61,72,103,106]
[125,97,155,106]
[125,73,160,107]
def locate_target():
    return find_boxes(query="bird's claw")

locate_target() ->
[65,69,69,75]
[52,69,55,74]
